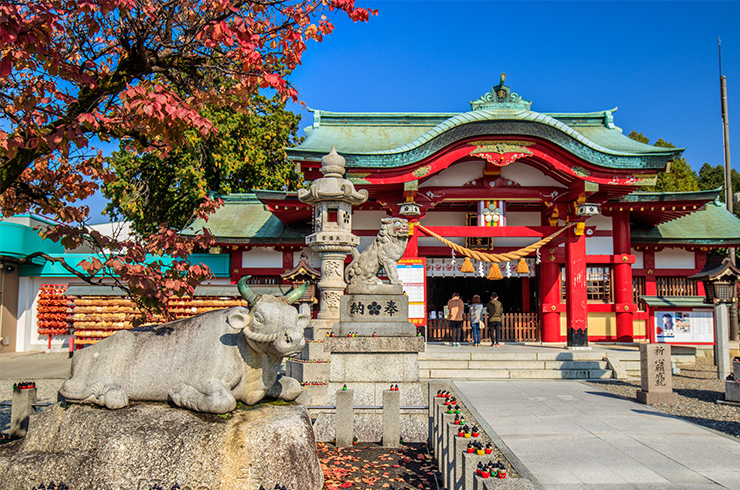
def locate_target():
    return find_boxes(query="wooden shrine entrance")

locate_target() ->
[426,276,540,342]
[426,313,540,343]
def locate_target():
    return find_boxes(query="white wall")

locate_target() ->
[655,248,696,269]
[588,214,613,231]
[632,249,644,269]
[506,212,540,226]
[501,162,568,188]
[421,212,468,227]
[242,248,282,268]
[418,160,485,188]
[586,237,613,255]
[352,210,389,230]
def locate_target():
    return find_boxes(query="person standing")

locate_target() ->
[486,292,503,346]
[470,295,484,347]
[447,292,464,347]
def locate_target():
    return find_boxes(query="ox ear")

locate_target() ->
[227,311,251,331]
[296,313,310,331]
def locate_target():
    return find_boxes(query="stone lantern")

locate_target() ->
[689,257,740,379]
[297,147,368,336]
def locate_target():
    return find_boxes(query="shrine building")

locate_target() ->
[187,76,740,345]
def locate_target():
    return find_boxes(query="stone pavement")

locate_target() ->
[0,352,71,379]
[454,380,740,489]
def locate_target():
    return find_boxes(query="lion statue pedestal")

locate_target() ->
[312,217,426,443]
[332,292,416,337]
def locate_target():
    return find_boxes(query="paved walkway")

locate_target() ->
[455,380,740,489]
[0,353,71,379]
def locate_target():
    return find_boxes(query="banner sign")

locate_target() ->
[397,257,426,326]
[654,309,714,344]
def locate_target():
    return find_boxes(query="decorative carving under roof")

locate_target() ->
[470,73,532,111]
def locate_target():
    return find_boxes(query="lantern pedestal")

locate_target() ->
[714,303,732,380]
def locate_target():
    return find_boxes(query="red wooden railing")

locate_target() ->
[426,312,540,343]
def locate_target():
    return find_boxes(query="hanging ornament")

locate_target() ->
[451,249,456,266]
[536,248,542,265]
[505,262,512,278]
[461,257,475,273]
[516,258,530,274]
[478,260,485,278]
[450,249,456,277]
[487,263,503,280]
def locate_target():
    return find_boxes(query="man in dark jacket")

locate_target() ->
[486,292,503,346]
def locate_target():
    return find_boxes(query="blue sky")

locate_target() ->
[87,1,740,223]
[287,0,739,171]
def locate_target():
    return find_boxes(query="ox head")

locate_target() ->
[227,277,310,357]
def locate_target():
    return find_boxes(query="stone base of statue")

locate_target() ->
[0,402,323,490]
[332,292,417,337]
[312,336,427,443]
[288,319,333,406]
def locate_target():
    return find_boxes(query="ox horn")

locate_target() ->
[283,280,309,305]
[237,276,257,307]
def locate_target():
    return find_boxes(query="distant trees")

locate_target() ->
[628,130,739,218]
[103,94,304,236]
[628,131,700,192]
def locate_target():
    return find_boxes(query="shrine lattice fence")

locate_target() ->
[426,312,540,343]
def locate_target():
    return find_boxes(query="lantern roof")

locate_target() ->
[688,256,740,282]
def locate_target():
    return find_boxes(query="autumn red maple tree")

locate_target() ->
[0,0,375,321]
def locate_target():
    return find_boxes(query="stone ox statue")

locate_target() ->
[60,278,309,413]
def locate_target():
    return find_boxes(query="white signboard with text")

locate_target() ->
[397,257,426,326]
[655,309,714,344]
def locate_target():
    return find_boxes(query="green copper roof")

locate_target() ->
[631,200,740,246]
[639,296,708,308]
[287,107,683,171]
[182,194,309,243]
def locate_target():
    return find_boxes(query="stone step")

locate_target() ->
[420,368,613,380]
[285,359,330,382]
[419,351,632,362]
[296,383,328,406]
[418,359,609,370]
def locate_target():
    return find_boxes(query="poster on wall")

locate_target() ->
[397,257,426,326]
[655,309,714,344]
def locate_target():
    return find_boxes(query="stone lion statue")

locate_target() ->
[345,217,409,293]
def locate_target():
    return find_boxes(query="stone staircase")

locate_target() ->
[419,348,697,380]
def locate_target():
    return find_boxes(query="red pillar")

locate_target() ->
[230,246,242,283]
[644,250,657,296]
[540,260,561,342]
[565,227,588,346]
[613,210,634,342]
[403,220,420,258]
[282,249,294,278]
